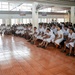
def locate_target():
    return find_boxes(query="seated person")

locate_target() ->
[51,24,57,35]
[60,25,69,48]
[23,25,27,37]
[1,24,6,35]
[63,28,75,56]
[30,24,43,44]
[15,25,21,36]
[28,24,33,39]
[37,28,55,49]
[42,24,47,35]
[24,25,29,39]
[11,24,16,35]
[62,25,69,39]
[54,25,64,48]
[73,40,75,57]
[5,25,11,35]
[73,24,75,31]
[19,25,25,37]
[28,27,38,42]
[20,29,25,37]
[36,24,44,40]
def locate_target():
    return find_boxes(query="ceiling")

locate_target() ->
[0,0,73,12]
[0,0,75,6]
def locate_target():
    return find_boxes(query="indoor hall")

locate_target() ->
[0,0,75,75]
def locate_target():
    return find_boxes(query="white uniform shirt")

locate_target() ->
[63,29,69,36]
[38,27,43,33]
[6,26,11,30]
[42,28,47,34]
[57,30,63,39]
[52,28,57,35]
[68,33,75,40]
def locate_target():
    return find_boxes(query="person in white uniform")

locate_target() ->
[19,25,24,36]
[28,25,33,36]
[31,24,43,44]
[42,24,47,35]
[5,25,11,35]
[37,28,55,49]
[28,27,38,42]
[62,25,69,39]
[1,24,6,35]
[15,25,21,36]
[51,24,57,35]
[63,28,75,56]
[74,40,75,56]
[54,25,64,48]
[36,24,44,40]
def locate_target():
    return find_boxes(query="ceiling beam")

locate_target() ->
[10,3,23,11]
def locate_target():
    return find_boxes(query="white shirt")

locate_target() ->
[6,26,11,30]
[34,29,38,33]
[38,27,43,33]
[42,27,47,34]
[1,26,6,30]
[57,30,63,39]
[45,31,53,36]
[68,33,75,40]
[20,30,25,34]
[52,28,57,35]
[63,29,69,36]
[15,30,19,34]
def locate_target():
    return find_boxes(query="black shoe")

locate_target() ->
[58,46,62,49]
[41,46,45,48]
[73,54,75,57]
[31,42,34,44]
[42,46,46,49]
[61,50,66,53]
[37,45,41,47]
[66,53,71,56]
[27,40,31,42]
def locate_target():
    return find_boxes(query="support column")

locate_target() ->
[71,6,75,24]
[32,2,38,28]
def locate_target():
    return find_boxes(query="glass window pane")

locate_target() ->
[20,19,23,24]
[2,5,8,9]
[11,19,18,25]
[57,18,64,23]
[2,2,8,5]
[27,19,30,23]
[23,19,27,24]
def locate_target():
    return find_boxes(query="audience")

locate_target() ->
[0,21,75,57]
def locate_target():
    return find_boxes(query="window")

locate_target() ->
[11,19,19,25]
[47,18,52,23]
[0,2,8,11]
[26,18,30,23]
[23,19,27,24]
[38,18,41,23]
[2,2,8,5]
[12,3,32,11]
[19,19,23,24]
[57,18,64,23]
[30,18,32,23]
